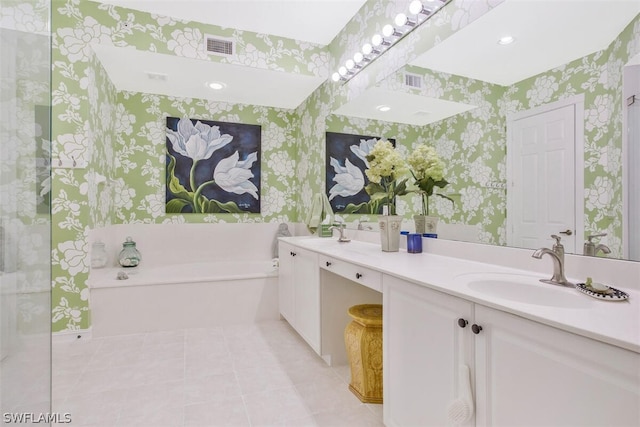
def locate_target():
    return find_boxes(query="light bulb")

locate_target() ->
[332,72,340,82]
[409,0,424,15]
[382,24,396,38]
[353,52,364,63]
[497,35,515,45]
[362,43,373,55]
[338,66,347,76]
[371,34,383,47]
[208,81,226,90]
[345,59,355,70]
[395,13,408,27]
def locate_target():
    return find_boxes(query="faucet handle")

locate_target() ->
[587,233,607,242]
[551,234,562,244]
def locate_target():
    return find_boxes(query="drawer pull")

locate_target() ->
[471,324,483,334]
[326,261,331,267]
[356,273,363,279]
[457,318,468,328]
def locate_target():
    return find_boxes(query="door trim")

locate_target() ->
[506,94,585,252]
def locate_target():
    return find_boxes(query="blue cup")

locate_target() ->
[407,233,422,253]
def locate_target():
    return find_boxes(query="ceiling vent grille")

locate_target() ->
[404,73,423,89]
[205,35,234,56]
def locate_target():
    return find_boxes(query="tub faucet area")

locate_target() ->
[532,234,572,286]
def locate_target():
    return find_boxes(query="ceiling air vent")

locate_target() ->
[205,35,234,56]
[404,73,423,89]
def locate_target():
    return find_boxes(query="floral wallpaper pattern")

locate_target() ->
[41,0,640,332]
[0,0,51,337]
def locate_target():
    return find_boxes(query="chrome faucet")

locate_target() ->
[532,235,572,286]
[357,220,373,231]
[329,222,351,243]
[583,233,611,257]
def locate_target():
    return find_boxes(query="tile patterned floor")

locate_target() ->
[52,320,384,426]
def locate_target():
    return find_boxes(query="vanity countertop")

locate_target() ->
[280,236,640,354]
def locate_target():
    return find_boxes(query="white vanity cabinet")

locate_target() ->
[278,241,320,353]
[384,274,640,427]
[474,305,640,427]
[383,275,475,427]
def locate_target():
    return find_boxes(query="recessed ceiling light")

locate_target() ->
[497,35,515,45]
[377,105,391,112]
[207,81,226,90]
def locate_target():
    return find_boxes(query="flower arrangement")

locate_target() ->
[407,144,453,216]
[364,139,408,215]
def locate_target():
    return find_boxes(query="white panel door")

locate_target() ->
[507,102,576,252]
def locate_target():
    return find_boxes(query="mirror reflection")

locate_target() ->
[332,0,640,261]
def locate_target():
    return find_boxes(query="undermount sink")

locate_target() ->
[456,273,592,308]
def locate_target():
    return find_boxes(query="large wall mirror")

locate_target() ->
[332,0,640,262]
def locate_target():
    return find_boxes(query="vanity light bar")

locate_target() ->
[331,0,450,83]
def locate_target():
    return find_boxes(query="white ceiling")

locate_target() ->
[94,0,368,45]
[92,44,326,109]
[410,0,640,86]
[91,0,367,109]
[332,87,477,126]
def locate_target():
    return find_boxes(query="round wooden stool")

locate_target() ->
[344,304,383,403]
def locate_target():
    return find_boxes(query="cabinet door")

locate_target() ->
[277,242,294,323]
[474,305,640,427]
[293,248,320,353]
[384,275,474,427]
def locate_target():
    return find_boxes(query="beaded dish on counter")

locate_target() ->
[575,282,629,301]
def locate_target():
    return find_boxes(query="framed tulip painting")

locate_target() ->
[166,117,261,214]
[325,132,395,214]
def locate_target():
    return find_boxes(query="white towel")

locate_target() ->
[305,193,334,234]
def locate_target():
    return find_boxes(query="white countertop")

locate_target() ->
[281,236,640,354]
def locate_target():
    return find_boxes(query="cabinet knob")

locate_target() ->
[457,318,468,328]
[326,261,331,267]
[355,273,362,279]
[471,324,483,334]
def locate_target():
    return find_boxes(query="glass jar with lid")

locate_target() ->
[118,236,142,268]
[91,241,108,268]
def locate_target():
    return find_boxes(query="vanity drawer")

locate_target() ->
[319,255,382,292]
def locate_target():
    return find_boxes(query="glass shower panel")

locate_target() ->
[0,0,52,421]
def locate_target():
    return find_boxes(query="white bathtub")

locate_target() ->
[88,261,279,337]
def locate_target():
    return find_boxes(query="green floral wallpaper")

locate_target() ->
[44,0,640,332]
